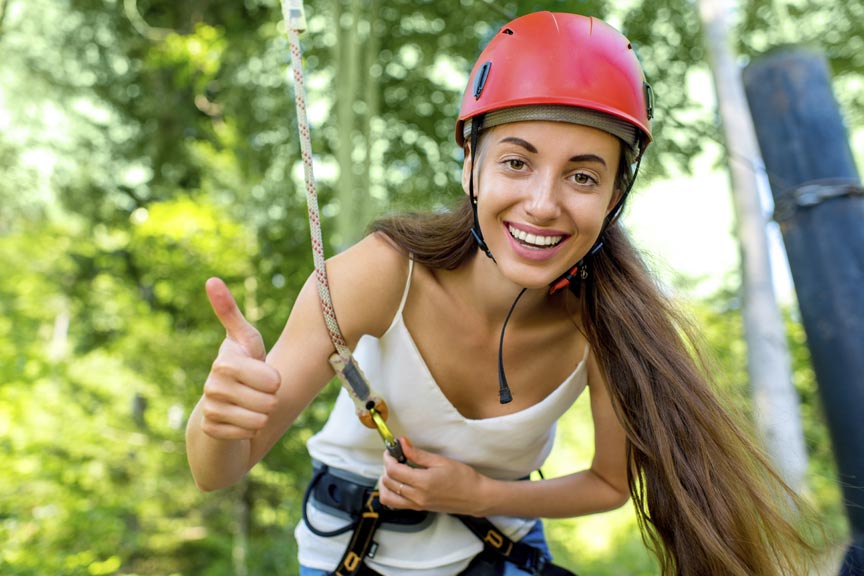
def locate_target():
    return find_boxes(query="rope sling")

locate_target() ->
[279,3,576,574]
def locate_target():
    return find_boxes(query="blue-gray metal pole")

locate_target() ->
[743,48,864,574]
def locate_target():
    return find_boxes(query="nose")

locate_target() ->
[525,174,561,222]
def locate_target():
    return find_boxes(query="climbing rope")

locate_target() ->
[279,0,404,461]
[281,0,348,358]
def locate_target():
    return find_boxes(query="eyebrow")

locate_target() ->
[498,137,538,153]
[568,154,608,167]
[498,137,608,167]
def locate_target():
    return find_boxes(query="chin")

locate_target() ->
[495,264,560,293]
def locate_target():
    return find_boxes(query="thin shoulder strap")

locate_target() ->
[394,256,414,319]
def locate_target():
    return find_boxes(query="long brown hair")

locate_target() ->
[584,225,816,575]
[370,161,817,576]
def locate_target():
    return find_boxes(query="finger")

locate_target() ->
[206,277,266,360]
[202,398,270,431]
[204,375,279,413]
[201,420,258,441]
[397,437,433,468]
[210,346,281,394]
[383,449,426,488]
[379,476,415,509]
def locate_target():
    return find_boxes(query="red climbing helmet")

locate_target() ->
[455,12,653,154]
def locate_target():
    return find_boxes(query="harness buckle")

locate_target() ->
[528,546,548,575]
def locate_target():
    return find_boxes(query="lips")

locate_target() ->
[507,224,565,249]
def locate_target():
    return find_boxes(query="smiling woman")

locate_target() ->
[186,10,819,576]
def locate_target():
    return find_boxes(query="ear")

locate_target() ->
[461,144,474,196]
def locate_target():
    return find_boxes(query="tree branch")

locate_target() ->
[481,0,515,22]
[0,0,10,38]
[123,0,173,41]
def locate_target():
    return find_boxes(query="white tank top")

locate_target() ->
[296,259,589,575]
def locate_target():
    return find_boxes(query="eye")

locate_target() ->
[571,172,598,186]
[504,158,526,171]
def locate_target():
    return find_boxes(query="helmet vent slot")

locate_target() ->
[502,28,514,35]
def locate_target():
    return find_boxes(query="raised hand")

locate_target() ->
[200,277,282,440]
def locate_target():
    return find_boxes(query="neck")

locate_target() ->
[449,250,562,330]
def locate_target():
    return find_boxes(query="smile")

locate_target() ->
[507,225,564,249]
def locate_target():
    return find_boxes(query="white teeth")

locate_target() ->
[508,225,563,247]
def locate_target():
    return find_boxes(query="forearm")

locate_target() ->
[477,468,630,519]
[185,401,252,492]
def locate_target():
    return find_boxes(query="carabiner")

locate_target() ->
[369,407,407,464]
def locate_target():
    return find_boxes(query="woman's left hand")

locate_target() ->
[378,437,491,516]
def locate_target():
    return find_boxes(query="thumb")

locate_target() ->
[205,277,266,360]
[399,437,434,468]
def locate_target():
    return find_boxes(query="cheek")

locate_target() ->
[564,193,610,218]
[566,195,612,225]
[475,173,512,207]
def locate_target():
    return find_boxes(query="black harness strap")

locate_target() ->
[333,490,384,576]
[454,515,577,576]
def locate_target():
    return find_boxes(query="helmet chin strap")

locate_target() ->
[468,114,495,262]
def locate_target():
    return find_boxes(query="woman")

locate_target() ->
[186,11,816,576]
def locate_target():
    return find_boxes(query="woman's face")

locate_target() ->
[463,120,622,290]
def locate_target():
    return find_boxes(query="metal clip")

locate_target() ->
[280,0,307,32]
[773,179,863,223]
[369,408,406,464]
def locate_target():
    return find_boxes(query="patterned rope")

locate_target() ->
[281,2,351,360]
[281,3,401,443]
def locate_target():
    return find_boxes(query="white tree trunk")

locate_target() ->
[334,0,363,248]
[697,0,808,491]
[360,0,381,229]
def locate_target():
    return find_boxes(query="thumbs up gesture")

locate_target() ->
[200,278,282,440]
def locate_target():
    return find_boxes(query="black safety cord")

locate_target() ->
[496,287,526,404]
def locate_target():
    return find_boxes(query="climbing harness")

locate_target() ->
[280,4,579,574]
[303,464,578,576]
[280,0,404,464]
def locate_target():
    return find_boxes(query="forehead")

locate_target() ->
[489,120,621,153]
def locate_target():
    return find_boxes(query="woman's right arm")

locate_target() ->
[186,234,409,491]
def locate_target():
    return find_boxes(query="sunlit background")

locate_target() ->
[1,0,861,574]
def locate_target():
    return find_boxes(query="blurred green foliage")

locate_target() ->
[0,0,858,573]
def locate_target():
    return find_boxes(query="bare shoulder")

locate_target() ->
[324,232,411,343]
